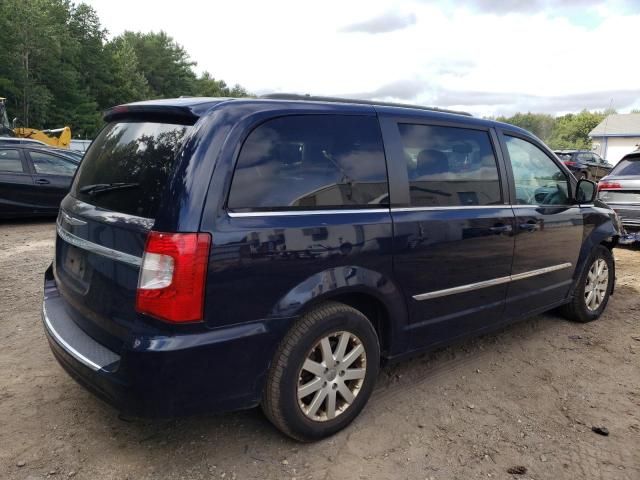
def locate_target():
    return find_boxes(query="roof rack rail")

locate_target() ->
[260,93,472,117]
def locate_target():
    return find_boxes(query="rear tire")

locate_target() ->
[261,301,380,442]
[560,246,614,323]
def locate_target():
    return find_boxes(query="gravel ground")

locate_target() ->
[0,219,638,480]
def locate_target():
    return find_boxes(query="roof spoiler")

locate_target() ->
[103,104,200,123]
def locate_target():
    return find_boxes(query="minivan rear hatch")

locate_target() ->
[54,116,194,351]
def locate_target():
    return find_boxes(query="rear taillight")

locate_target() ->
[564,161,577,166]
[136,231,211,323]
[598,181,622,191]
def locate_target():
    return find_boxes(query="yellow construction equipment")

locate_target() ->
[0,97,72,148]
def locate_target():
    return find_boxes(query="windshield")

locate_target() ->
[71,120,192,218]
[610,156,640,176]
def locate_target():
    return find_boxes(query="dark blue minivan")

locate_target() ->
[43,95,621,441]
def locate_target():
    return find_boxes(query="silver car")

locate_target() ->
[598,150,640,231]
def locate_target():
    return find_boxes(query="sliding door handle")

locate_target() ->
[519,221,540,232]
[489,224,513,234]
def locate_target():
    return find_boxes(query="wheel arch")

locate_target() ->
[268,266,408,358]
[571,216,619,297]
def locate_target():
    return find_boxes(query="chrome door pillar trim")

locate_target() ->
[412,263,573,301]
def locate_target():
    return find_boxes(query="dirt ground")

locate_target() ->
[0,220,638,480]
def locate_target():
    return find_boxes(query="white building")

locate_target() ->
[589,113,640,165]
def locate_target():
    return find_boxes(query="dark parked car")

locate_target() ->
[0,144,79,218]
[0,136,48,147]
[598,149,640,231]
[554,149,613,181]
[43,96,620,441]
[45,147,84,163]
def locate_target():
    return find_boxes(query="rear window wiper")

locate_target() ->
[79,182,140,196]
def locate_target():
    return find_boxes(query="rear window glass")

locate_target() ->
[610,157,640,176]
[228,115,388,211]
[71,121,190,218]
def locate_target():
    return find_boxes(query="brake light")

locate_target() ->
[136,231,211,323]
[564,161,577,166]
[598,181,622,191]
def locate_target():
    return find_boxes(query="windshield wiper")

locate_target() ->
[79,182,140,196]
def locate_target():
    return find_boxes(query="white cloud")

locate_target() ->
[82,0,640,116]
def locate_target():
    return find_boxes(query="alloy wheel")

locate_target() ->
[584,258,609,311]
[297,331,367,422]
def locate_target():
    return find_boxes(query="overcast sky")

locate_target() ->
[84,0,640,117]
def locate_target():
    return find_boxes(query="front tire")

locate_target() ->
[262,301,380,441]
[561,246,614,323]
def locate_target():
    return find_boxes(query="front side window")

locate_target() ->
[505,136,570,206]
[30,151,77,176]
[0,149,25,173]
[398,124,502,207]
[228,115,388,211]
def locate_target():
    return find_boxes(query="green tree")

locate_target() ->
[194,72,249,97]
[547,110,606,150]
[0,0,248,137]
[114,31,197,97]
[494,112,555,143]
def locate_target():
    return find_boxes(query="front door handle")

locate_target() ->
[519,221,540,232]
[35,178,50,185]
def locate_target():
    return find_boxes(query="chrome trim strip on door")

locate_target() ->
[227,205,515,217]
[228,208,390,218]
[56,223,142,267]
[42,303,102,371]
[391,205,509,213]
[412,262,573,301]
[413,275,512,301]
[510,262,573,281]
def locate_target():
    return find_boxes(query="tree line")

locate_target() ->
[0,0,248,138]
[490,110,617,150]
[0,0,631,146]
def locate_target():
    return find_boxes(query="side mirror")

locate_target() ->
[575,179,597,203]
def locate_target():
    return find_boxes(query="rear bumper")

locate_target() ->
[42,265,293,417]
[608,204,640,230]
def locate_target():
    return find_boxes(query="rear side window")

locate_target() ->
[611,157,640,176]
[228,115,388,211]
[71,121,190,218]
[398,124,502,207]
[0,149,24,173]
